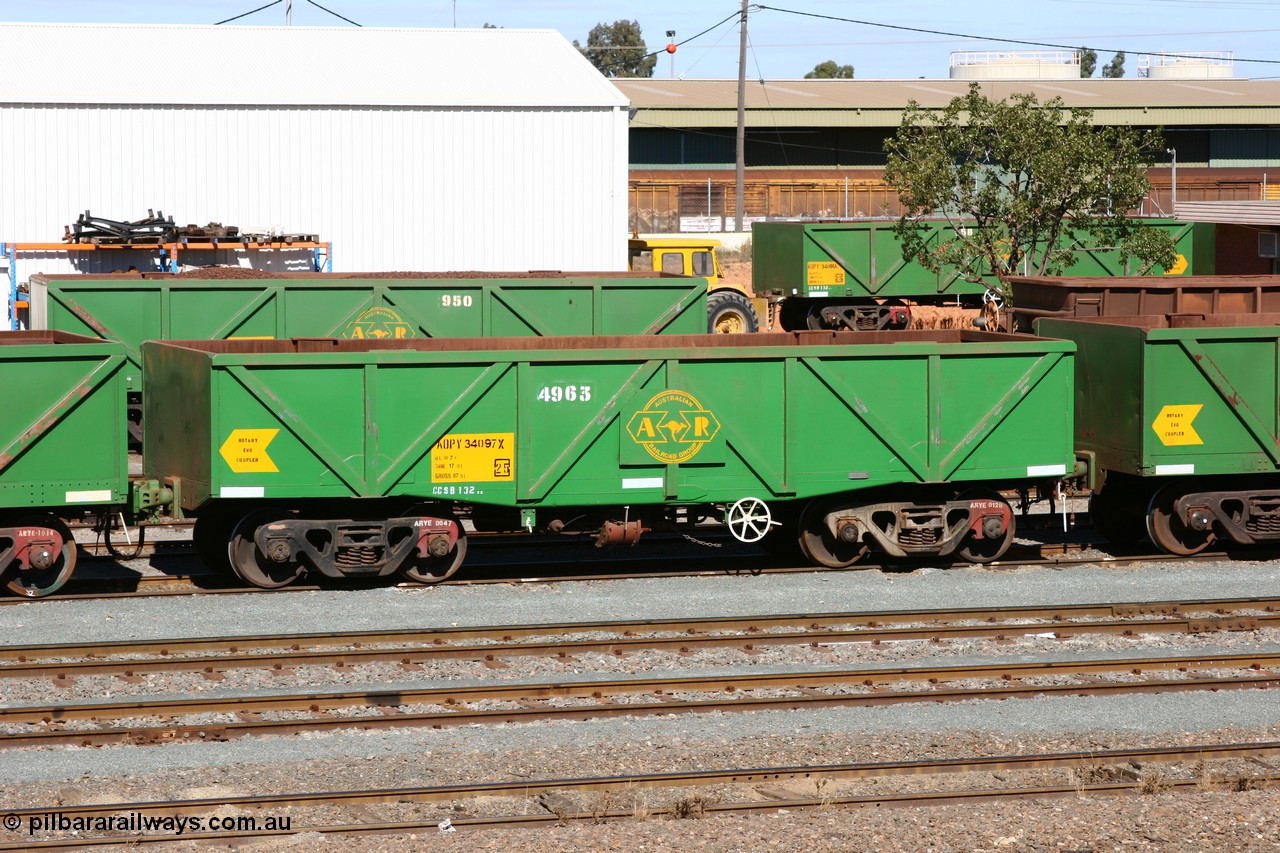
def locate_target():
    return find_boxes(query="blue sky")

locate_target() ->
[1,1,1273,80]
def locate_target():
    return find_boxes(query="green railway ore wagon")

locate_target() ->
[751,219,1210,331]
[1039,314,1280,556]
[29,271,709,377]
[0,332,129,596]
[30,272,708,442]
[143,331,1075,588]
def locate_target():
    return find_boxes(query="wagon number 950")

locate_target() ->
[441,294,474,308]
[537,385,592,403]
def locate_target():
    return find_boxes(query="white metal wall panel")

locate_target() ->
[0,24,629,109]
[0,104,629,274]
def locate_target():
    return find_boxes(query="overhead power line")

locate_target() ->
[306,0,361,27]
[593,10,744,73]
[752,4,1280,66]
[215,0,361,27]
[215,0,282,25]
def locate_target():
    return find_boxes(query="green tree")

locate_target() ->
[575,20,656,78]
[882,83,1175,294]
[1079,48,1097,77]
[1102,51,1125,78]
[805,60,854,79]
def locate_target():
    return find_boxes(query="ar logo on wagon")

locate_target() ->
[342,307,416,339]
[626,390,721,464]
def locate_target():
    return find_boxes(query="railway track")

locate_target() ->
[6,740,1279,848]
[3,596,1276,681]
[6,650,1280,749]
[6,534,1259,605]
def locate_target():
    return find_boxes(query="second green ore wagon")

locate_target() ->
[143,330,1075,587]
[1041,313,1280,556]
[30,271,709,443]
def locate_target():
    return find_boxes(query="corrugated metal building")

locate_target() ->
[0,23,629,281]
[615,78,1280,169]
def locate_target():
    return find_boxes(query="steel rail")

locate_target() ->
[4,739,1277,823]
[2,601,1276,682]
[4,652,1280,747]
[5,594,1275,664]
[6,766,1279,849]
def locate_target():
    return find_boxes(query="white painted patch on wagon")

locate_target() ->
[1155,464,1195,476]
[65,489,113,503]
[1026,464,1067,477]
[622,477,664,490]
[220,486,266,498]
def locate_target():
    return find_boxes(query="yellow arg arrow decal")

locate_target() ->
[219,429,280,473]
[1152,404,1203,446]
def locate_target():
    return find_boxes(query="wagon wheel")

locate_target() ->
[803,303,835,331]
[193,510,238,574]
[398,505,468,584]
[725,497,774,543]
[1088,485,1150,546]
[3,514,77,598]
[797,499,868,569]
[954,488,1015,564]
[882,298,911,330]
[228,508,304,589]
[1146,486,1213,556]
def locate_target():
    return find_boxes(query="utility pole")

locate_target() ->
[734,0,748,232]
[285,0,292,25]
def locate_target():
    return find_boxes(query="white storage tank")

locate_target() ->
[1141,52,1235,79]
[949,50,1081,80]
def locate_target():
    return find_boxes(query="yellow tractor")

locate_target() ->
[628,237,760,333]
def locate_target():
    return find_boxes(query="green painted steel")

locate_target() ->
[142,332,1075,513]
[0,332,129,509]
[29,274,710,391]
[1039,315,1280,479]
[751,219,1209,300]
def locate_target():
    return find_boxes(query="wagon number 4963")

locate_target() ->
[537,385,592,403]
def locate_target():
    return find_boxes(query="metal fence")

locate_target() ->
[630,175,1269,232]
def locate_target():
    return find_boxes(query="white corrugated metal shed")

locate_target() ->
[0,23,628,107]
[0,23,630,326]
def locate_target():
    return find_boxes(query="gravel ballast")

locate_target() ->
[4,558,1280,850]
